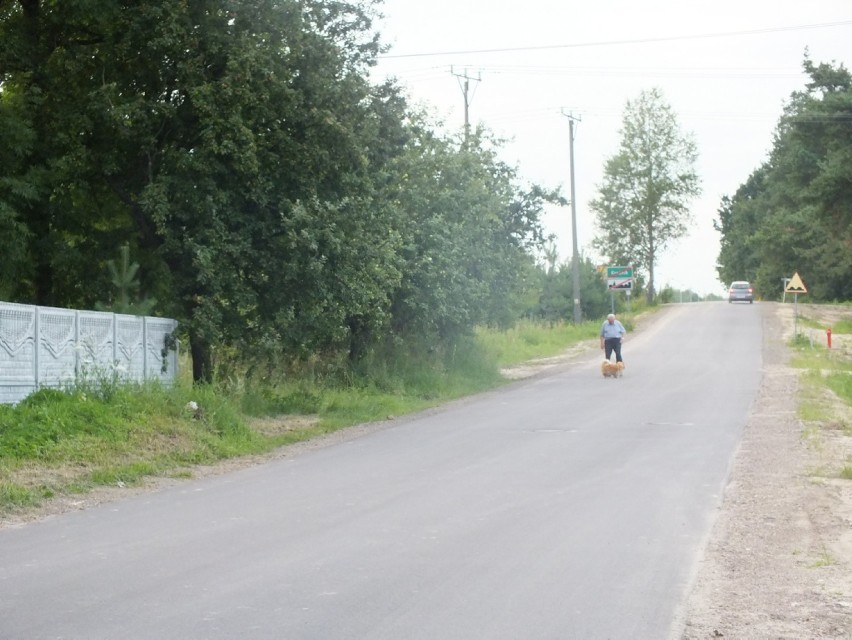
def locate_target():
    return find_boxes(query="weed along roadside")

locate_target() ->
[0,314,615,524]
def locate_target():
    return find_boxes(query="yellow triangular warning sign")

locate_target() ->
[785,272,807,294]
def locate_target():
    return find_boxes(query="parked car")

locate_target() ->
[728,281,754,303]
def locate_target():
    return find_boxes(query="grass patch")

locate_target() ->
[826,372,852,405]
[475,317,627,367]
[788,320,852,480]
[799,400,830,424]
[90,461,162,486]
[0,483,41,509]
[798,316,825,332]
[796,369,834,430]
[792,353,844,372]
[800,423,825,452]
[798,310,852,334]
[0,381,271,513]
[830,318,852,334]
[788,333,824,358]
[810,547,836,568]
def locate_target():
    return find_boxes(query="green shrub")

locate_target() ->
[0,483,39,508]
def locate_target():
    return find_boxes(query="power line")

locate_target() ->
[379,20,852,60]
[379,62,804,80]
[478,65,805,80]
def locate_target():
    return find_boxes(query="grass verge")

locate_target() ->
[790,318,852,478]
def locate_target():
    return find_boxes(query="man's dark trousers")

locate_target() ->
[604,338,623,363]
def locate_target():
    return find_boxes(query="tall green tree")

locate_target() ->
[756,58,852,300]
[590,88,701,303]
[715,57,852,301]
[0,78,32,300]
[714,173,766,288]
[1,0,396,380]
[0,0,133,306]
[124,1,400,380]
[385,125,552,343]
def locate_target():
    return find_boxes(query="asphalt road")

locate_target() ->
[0,302,764,640]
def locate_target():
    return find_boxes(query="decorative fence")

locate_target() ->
[0,301,179,405]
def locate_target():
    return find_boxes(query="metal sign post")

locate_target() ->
[794,293,799,336]
[784,272,808,338]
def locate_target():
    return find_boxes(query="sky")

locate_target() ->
[370,1,852,296]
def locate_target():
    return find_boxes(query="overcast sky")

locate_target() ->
[371,1,852,295]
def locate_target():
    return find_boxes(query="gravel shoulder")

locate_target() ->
[680,302,852,640]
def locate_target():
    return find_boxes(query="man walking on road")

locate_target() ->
[600,313,626,364]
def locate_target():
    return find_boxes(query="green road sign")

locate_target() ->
[607,266,633,290]
[606,266,633,278]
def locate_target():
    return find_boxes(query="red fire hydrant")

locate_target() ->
[826,327,832,349]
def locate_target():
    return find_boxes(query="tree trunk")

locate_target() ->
[190,331,213,384]
[33,255,55,307]
[347,316,371,364]
[646,249,656,304]
[646,231,656,305]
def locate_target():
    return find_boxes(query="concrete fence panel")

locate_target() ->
[0,302,178,405]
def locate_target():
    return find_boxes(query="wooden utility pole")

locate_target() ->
[562,110,582,324]
[451,66,481,144]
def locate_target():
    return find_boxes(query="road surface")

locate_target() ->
[0,302,764,639]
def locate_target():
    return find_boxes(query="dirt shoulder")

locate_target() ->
[680,303,852,639]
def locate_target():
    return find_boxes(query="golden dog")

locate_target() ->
[601,360,625,378]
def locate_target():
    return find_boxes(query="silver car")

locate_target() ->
[728,281,754,303]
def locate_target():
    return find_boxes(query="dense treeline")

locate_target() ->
[0,1,568,382]
[716,57,852,301]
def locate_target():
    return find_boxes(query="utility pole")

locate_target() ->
[451,66,481,145]
[562,110,582,324]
